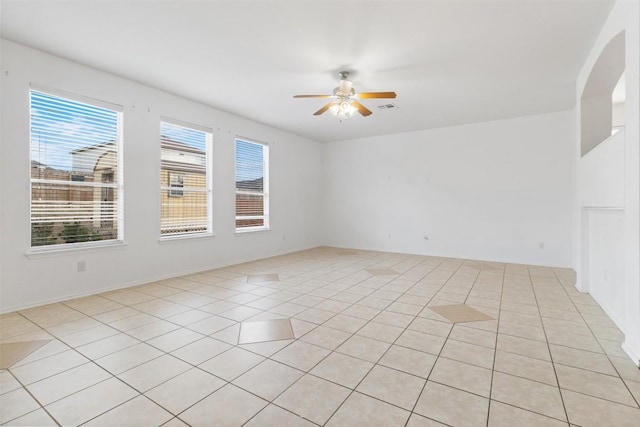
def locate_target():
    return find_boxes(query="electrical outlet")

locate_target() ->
[77,261,86,272]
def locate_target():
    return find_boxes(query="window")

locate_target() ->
[169,173,184,197]
[235,138,269,231]
[160,120,212,237]
[30,88,122,248]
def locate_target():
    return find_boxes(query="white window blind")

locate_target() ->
[30,89,122,248]
[160,120,212,237]
[235,138,269,230]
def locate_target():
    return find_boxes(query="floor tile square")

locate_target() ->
[45,377,138,426]
[488,400,568,427]
[326,391,410,426]
[414,381,489,427]
[0,388,40,424]
[429,304,494,323]
[406,413,449,426]
[244,404,316,426]
[429,357,493,397]
[170,336,232,365]
[75,333,140,360]
[117,354,191,392]
[146,327,204,352]
[449,324,497,348]
[2,408,58,426]
[26,362,111,405]
[82,395,172,427]
[357,322,404,343]
[272,340,331,371]
[186,315,237,335]
[199,347,264,381]
[396,329,446,355]
[238,318,294,344]
[562,388,640,427]
[323,314,368,333]
[356,365,425,410]
[379,344,437,378]
[94,342,162,375]
[311,352,374,388]
[336,334,391,363]
[300,325,351,350]
[440,339,495,369]
[179,383,268,426]
[549,344,617,376]
[0,370,21,395]
[145,367,225,414]
[373,311,414,328]
[219,305,263,321]
[233,359,303,400]
[496,333,551,361]
[491,371,566,421]
[274,374,350,425]
[555,364,636,406]
[495,350,556,386]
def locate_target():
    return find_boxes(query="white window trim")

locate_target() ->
[28,84,125,253]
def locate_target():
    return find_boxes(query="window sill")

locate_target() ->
[235,227,270,234]
[159,233,215,243]
[26,240,126,259]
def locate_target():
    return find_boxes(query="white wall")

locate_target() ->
[612,102,626,127]
[0,40,323,312]
[322,111,575,267]
[575,0,640,365]
[579,130,625,207]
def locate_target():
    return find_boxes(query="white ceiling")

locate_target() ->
[1,0,614,142]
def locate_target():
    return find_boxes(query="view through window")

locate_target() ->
[235,138,269,230]
[30,89,122,248]
[160,120,212,237]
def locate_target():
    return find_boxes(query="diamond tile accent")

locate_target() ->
[429,304,494,323]
[238,318,294,344]
[0,340,51,369]
[247,273,279,283]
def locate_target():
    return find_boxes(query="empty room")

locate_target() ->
[1,0,639,426]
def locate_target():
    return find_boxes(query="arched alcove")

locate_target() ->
[580,31,625,156]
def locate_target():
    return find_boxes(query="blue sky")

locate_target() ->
[30,90,118,172]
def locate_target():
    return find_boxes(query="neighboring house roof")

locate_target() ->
[161,137,206,155]
[236,177,263,191]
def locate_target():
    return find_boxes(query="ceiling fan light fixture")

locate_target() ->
[294,70,395,119]
[330,98,356,120]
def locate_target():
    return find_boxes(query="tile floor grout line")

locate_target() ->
[486,259,506,427]
[549,268,640,410]
[253,256,448,425]
[527,265,571,425]
[3,248,639,426]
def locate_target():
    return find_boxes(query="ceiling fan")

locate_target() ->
[294,71,397,120]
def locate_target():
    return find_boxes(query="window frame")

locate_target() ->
[159,117,213,240]
[29,84,124,252]
[235,137,269,233]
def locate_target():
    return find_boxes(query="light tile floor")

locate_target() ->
[1,247,639,426]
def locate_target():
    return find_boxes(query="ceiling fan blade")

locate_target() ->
[293,94,335,98]
[354,92,397,99]
[314,102,337,116]
[351,101,372,117]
